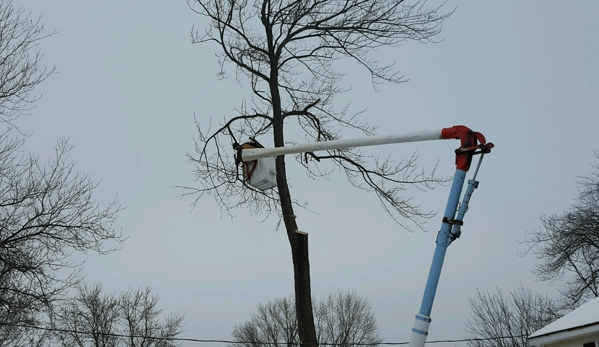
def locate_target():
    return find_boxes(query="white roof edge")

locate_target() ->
[529,297,599,338]
[528,324,599,346]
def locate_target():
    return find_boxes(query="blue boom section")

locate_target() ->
[419,169,466,316]
[409,159,486,347]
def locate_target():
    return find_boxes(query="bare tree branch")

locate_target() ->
[55,283,185,347]
[0,0,55,128]
[229,291,381,347]
[465,287,564,347]
[0,134,124,346]
[521,152,599,307]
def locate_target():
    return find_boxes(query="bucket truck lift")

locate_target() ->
[237,125,494,347]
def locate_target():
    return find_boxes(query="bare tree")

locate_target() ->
[0,135,123,305]
[465,287,564,347]
[0,0,54,126]
[231,296,298,347]
[315,292,380,347]
[230,291,381,347]
[186,1,451,344]
[119,287,185,347]
[0,134,124,345]
[55,284,185,347]
[0,2,123,345]
[56,283,121,347]
[522,152,599,307]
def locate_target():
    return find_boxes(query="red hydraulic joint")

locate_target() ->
[441,125,494,171]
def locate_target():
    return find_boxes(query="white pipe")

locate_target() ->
[409,314,432,347]
[241,130,443,161]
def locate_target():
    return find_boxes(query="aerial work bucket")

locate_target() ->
[245,157,277,190]
[234,139,277,191]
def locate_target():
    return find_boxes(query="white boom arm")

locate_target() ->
[241,130,444,161]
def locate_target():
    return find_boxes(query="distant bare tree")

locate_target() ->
[56,283,121,347]
[119,287,185,347]
[465,287,563,347]
[55,284,185,347]
[0,0,54,126]
[186,1,451,345]
[523,152,599,307]
[230,291,380,347]
[231,296,298,347]
[315,292,380,347]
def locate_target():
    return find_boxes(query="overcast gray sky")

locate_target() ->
[13,1,599,346]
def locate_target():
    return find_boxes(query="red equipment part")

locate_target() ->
[441,125,494,171]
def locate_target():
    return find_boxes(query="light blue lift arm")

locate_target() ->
[408,126,493,347]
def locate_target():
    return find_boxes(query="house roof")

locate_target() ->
[528,296,599,346]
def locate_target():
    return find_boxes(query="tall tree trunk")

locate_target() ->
[263,3,317,343]
[276,154,318,347]
[271,76,318,347]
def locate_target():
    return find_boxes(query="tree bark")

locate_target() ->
[271,61,318,347]
[274,152,318,347]
[263,3,317,344]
